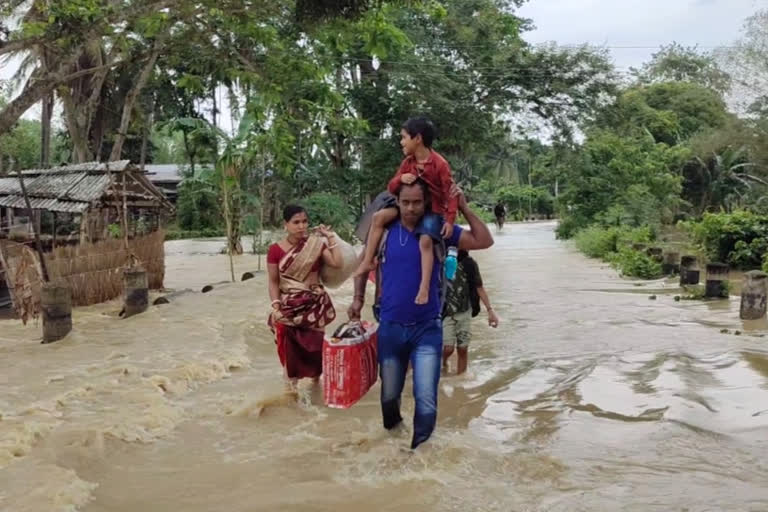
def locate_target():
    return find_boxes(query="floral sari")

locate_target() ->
[269,235,336,379]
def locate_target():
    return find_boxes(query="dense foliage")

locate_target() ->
[1,3,767,276]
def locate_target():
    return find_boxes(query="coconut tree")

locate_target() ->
[685,145,768,214]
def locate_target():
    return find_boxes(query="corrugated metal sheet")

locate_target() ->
[0,195,89,213]
[19,160,131,175]
[25,173,85,197]
[0,173,109,201]
[63,174,111,201]
[0,177,20,194]
[0,160,173,212]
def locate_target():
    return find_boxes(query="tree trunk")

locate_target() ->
[139,99,154,171]
[109,47,161,161]
[59,90,93,163]
[230,193,243,255]
[0,52,123,138]
[222,184,236,282]
[257,157,267,271]
[212,87,218,128]
[0,67,54,137]
[181,130,196,174]
[40,93,53,168]
[58,43,110,163]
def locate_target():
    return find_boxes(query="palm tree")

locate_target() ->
[686,145,768,214]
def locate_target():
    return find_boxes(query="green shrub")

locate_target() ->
[681,285,706,300]
[175,179,221,231]
[573,224,662,279]
[684,210,768,269]
[302,192,357,242]
[457,202,496,224]
[556,216,585,239]
[574,226,620,258]
[608,248,663,279]
[616,225,656,248]
[497,184,555,218]
[573,225,656,259]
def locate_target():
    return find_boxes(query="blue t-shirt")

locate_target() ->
[379,221,464,324]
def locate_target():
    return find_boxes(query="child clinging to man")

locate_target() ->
[354,117,458,304]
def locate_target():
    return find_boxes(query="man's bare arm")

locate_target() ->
[456,192,494,251]
[347,252,369,320]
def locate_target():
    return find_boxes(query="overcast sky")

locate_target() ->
[517,0,760,71]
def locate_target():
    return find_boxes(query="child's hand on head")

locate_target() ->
[400,173,417,185]
[441,222,454,238]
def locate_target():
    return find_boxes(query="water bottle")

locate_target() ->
[445,246,458,280]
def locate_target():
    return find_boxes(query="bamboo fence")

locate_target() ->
[0,230,166,318]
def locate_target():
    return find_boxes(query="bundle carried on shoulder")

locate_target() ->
[322,321,378,409]
[319,235,359,289]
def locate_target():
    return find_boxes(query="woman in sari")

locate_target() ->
[267,205,342,388]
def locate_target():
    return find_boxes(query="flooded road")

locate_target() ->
[2,223,768,511]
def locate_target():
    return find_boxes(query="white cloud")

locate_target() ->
[517,0,760,69]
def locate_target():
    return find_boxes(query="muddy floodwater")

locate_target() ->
[2,223,768,512]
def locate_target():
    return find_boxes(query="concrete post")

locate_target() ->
[41,282,72,343]
[201,281,228,293]
[680,256,700,286]
[740,270,768,320]
[152,289,195,306]
[705,263,730,299]
[123,266,148,318]
[662,252,680,275]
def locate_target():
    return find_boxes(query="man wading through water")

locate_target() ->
[348,179,493,449]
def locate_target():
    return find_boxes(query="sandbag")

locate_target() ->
[320,235,360,289]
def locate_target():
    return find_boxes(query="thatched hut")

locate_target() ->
[0,161,173,317]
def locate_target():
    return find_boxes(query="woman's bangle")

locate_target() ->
[271,299,281,306]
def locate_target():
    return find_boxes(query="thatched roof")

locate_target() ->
[0,161,173,213]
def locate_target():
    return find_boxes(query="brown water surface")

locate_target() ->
[2,225,768,512]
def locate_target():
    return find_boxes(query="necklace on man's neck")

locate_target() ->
[398,223,412,247]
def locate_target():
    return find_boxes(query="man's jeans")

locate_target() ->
[378,318,443,449]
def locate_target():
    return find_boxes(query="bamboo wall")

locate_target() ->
[0,230,165,320]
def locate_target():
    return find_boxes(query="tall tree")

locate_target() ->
[633,43,732,96]
[0,0,386,141]
[719,9,768,114]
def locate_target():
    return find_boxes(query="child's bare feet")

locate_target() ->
[353,259,376,278]
[415,285,429,304]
